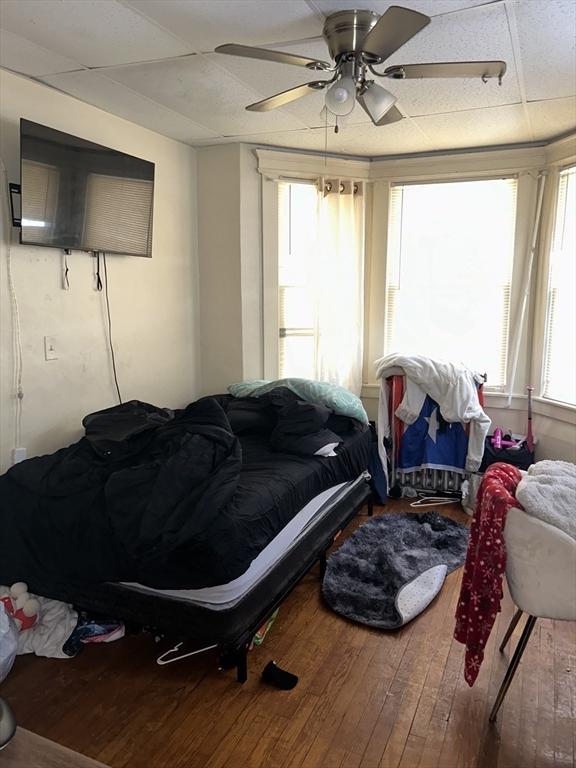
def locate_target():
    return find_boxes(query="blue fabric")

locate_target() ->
[369,443,387,504]
[228,378,369,424]
[398,395,468,473]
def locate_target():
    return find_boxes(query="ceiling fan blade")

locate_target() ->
[246,81,328,112]
[357,82,398,125]
[215,44,332,71]
[384,61,507,79]
[362,6,430,62]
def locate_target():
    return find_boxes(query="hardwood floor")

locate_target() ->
[2,501,574,768]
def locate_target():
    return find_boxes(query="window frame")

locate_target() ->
[258,150,371,380]
[382,175,519,389]
[366,168,539,395]
[531,162,576,411]
[277,181,318,380]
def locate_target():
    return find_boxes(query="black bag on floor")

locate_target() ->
[480,438,534,472]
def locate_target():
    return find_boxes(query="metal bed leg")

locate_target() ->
[489,615,537,723]
[236,645,248,684]
[367,497,374,517]
[499,608,523,652]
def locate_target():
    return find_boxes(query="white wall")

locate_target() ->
[196,144,262,395]
[0,71,200,471]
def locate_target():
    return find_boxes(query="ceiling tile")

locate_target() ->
[103,55,308,135]
[387,75,520,118]
[527,97,576,141]
[124,0,324,52]
[514,0,576,102]
[0,29,83,76]
[413,103,530,150]
[313,1,502,19]
[380,3,520,116]
[40,70,218,143]
[191,118,432,156]
[0,0,192,68]
[384,3,515,75]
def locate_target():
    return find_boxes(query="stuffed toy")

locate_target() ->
[0,583,39,632]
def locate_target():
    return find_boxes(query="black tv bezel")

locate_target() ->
[19,118,155,258]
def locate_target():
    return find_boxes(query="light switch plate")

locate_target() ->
[44,335,58,360]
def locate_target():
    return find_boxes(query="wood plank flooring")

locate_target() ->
[2,500,574,768]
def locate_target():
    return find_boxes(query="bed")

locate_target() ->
[0,389,373,681]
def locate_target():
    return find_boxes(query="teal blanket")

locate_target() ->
[228,378,368,425]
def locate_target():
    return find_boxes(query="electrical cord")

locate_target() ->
[0,157,24,447]
[102,253,122,405]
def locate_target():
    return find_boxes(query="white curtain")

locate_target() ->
[314,179,365,395]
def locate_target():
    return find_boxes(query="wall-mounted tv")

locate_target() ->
[20,119,155,257]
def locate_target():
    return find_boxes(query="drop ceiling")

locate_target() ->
[1,0,575,157]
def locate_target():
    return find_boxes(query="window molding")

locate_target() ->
[255,148,371,183]
[530,136,576,406]
[370,145,547,181]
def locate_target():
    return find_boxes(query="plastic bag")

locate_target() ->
[0,604,18,683]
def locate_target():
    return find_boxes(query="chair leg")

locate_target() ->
[499,608,523,652]
[489,615,537,723]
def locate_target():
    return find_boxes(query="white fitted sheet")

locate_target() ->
[122,480,352,610]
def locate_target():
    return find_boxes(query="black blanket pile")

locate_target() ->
[0,392,369,595]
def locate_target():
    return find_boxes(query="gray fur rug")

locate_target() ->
[322,511,469,629]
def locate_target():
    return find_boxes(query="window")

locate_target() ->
[278,182,318,378]
[384,178,517,386]
[542,166,576,405]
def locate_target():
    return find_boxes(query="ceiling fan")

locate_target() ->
[215,6,506,126]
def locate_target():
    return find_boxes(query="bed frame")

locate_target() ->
[42,474,373,683]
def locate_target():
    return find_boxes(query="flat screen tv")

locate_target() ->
[20,119,155,257]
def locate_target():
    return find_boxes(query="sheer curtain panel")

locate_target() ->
[314,179,365,395]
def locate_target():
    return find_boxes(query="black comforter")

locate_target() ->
[0,394,370,594]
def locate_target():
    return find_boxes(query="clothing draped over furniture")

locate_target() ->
[375,354,491,484]
[454,462,522,686]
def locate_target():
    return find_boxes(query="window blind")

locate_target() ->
[83,173,153,256]
[542,166,576,405]
[384,178,517,386]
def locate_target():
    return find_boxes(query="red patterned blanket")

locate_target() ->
[454,462,523,685]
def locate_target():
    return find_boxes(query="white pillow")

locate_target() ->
[314,442,339,457]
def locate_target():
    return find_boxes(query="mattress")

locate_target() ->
[123,480,352,609]
[147,422,371,589]
[36,475,372,646]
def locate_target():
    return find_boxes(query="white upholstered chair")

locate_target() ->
[489,506,576,721]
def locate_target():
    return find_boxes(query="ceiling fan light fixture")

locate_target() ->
[358,82,397,124]
[325,75,356,116]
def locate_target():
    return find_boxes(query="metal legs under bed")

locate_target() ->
[489,609,537,723]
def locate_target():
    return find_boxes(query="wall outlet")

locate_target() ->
[12,447,27,464]
[44,335,58,360]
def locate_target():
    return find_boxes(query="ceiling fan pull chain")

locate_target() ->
[335,116,339,134]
